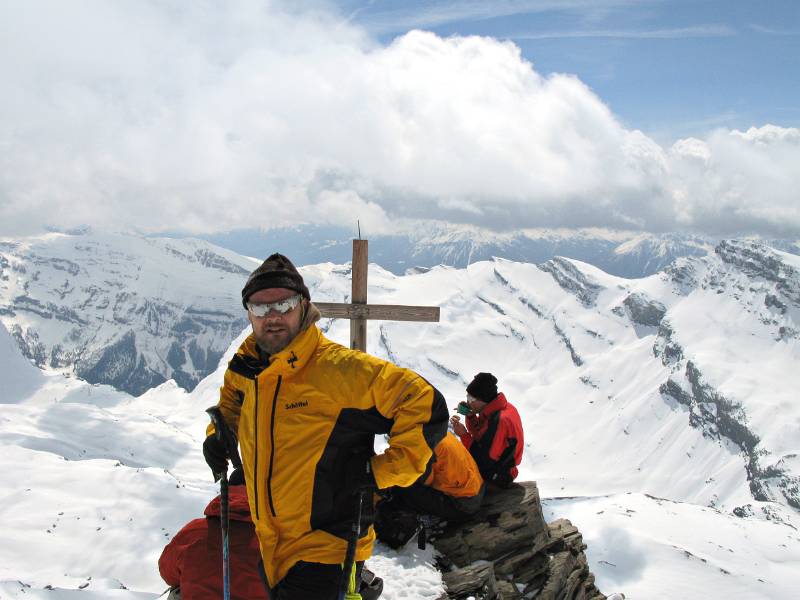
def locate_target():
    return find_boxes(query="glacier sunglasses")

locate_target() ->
[246,294,302,317]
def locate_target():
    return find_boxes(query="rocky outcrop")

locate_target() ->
[711,241,800,342]
[553,322,583,367]
[622,293,666,328]
[433,482,605,600]
[539,258,603,308]
[664,259,698,293]
[652,321,683,366]
[715,240,800,305]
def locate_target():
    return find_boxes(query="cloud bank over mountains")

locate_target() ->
[1,0,798,237]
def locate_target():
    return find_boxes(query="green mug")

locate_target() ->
[456,401,472,416]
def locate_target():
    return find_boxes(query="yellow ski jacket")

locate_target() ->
[210,316,448,586]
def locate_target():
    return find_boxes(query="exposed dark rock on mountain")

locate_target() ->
[622,293,666,327]
[716,241,800,304]
[553,322,583,367]
[539,258,603,308]
[434,482,605,600]
[652,321,683,366]
[663,259,698,294]
[9,324,47,366]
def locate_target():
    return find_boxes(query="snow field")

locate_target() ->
[544,494,800,600]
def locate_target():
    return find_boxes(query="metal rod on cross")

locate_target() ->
[316,239,440,352]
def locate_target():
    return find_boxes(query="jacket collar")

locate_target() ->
[480,392,507,418]
[266,323,320,377]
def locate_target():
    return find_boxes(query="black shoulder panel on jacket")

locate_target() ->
[468,411,503,482]
[228,353,266,380]
[422,383,449,454]
[310,407,392,539]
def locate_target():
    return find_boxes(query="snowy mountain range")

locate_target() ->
[0,232,257,395]
[189,222,800,278]
[1,234,799,599]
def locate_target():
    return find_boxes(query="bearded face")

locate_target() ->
[246,288,306,354]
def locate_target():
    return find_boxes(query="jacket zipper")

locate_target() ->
[267,375,282,517]
[253,380,260,521]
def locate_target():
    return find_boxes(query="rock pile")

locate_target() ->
[432,482,605,600]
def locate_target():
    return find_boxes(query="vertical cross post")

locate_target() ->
[350,239,368,351]
[316,237,440,355]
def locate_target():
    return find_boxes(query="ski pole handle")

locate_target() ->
[206,406,244,473]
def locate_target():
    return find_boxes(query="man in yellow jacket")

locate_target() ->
[203,253,448,600]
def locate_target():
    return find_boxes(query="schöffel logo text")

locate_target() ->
[285,400,308,410]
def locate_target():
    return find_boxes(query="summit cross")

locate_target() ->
[316,239,440,352]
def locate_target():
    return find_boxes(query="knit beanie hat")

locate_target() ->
[241,253,310,308]
[466,372,498,403]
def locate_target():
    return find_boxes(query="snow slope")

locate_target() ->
[1,320,44,400]
[543,494,800,600]
[2,238,799,599]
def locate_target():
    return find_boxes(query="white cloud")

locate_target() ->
[0,0,798,238]
[667,126,800,235]
[313,189,393,233]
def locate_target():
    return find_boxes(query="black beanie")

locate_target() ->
[241,253,310,308]
[466,372,498,403]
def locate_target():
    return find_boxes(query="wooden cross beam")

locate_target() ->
[316,239,440,352]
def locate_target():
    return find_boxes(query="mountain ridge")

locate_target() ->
[185,223,723,279]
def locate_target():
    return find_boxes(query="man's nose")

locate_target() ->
[263,310,283,320]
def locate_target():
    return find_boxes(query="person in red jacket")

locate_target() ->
[158,469,268,600]
[450,372,524,488]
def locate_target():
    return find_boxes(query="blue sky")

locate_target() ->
[335,0,800,140]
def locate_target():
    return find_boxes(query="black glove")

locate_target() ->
[228,467,246,486]
[345,452,378,496]
[203,434,228,477]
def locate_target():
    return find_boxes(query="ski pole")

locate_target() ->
[339,490,365,600]
[206,406,243,600]
[219,467,231,600]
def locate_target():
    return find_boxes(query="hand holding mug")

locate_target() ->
[450,414,467,437]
